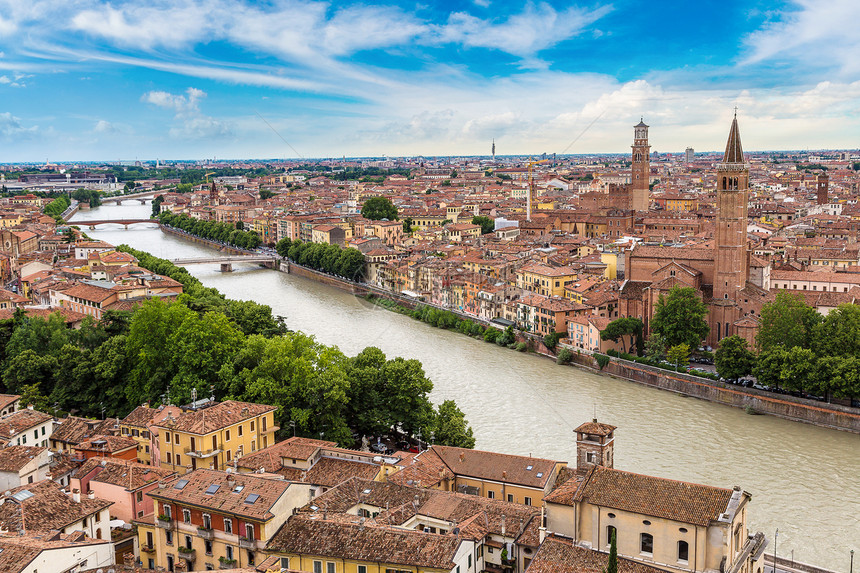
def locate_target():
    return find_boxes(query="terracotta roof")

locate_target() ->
[147,468,291,521]
[51,416,118,446]
[75,434,137,453]
[0,479,112,533]
[0,531,110,573]
[73,458,176,490]
[152,400,276,435]
[120,405,160,428]
[527,535,667,573]
[0,446,47,472]
[431,445,562,489]
[574,420,616,436]
[572,466,734,527]
[237,436,335,472]
[0,409,52,440]
[0,394,19,412]
[293,456,381,487]
[266,513,462,569]
[388,448,453,488]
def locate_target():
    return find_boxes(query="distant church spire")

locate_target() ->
[492,139,496,161]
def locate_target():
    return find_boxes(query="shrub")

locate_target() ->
[515,342,528,352]
[557,348,573,364]
[483,328,499,343]
[595,353,611,370]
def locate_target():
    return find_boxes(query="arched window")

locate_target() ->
[640,533,653,554]
[607,525,617,547]
[725,322,730,335]
[678,540,689,562]
[717,323,721,339]
[722,177,727,189]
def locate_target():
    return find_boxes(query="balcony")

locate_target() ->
[219,558,238,570]
[197,527,214,540]
[177,547,196,561]
[238,537,256,550]
[156,517,174,529]
[185,447,222,459]
[141,545,156,553]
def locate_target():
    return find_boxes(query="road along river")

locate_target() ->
[71,202,859,570]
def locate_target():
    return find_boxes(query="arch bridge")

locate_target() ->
[170,255,279,272]
[67,219,159,230]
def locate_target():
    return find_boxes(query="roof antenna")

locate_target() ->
[593,403,597,423]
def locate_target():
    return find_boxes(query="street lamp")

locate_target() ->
[773,529,778,573]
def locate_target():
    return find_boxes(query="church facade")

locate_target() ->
[619,116,769,347]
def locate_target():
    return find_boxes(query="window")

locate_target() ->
[175,454,181,466]
[224,518,233,534]
[212,436,218,450]
[246,523,255,540]
[226,545,234,561]
[41,426,45,436]
[327,562,336,573]
[164,504,172,519]
[226,430,231,441]
[314,561,323,573]
[166,452,172,464]
[262,417,267,431]
[185,535,192,549]
[226,450,232,462]
[136,491,143,503]
[468,555,472,568]
[281,558,291,570]
[586,452,596,464]
[358,566,366,573]
[205,539,213,555]
[175,433,180,444]
[34,430,38,439]
[250,421,255,431]
[524,497,532,506]
[507,494,514,503]
[607,526,617,546]
[678,540,689,562]
[487,491,495,499]
[183,509,191,523]
[202,513,212,529]
[165,530,173,545]
[640,533,653,555]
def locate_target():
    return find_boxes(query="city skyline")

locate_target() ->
[1,0,859,161]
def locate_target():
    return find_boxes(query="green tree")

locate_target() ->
[402,217,414,233]
[644,333,667,361]
[276,237,293,258]
[431,400,475,448]
[812,303,860,358]
[667,343,690,367]
[471,216,495,235]
[714,335,756,380]
[650,286,709,349]
[757,291,821,352]
[361,196,398,221]
[600,317,644,355]
[543,332,562,351]
[604,529,618,573]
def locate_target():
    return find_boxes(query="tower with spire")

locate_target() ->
[713,112,750,303]
[630,118,650,211]
[491,139,496,162]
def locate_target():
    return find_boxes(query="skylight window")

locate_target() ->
[536,472,543,478]
[245,493,260,504]
[232,485,244,493]
[205,484,221,495]
[362,489,372,494]
[174,479,189,490]
[526,465,533,471]
[11,490,33,502]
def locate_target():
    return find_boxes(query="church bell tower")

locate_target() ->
[630,119,650,211]
[714,113,750,302]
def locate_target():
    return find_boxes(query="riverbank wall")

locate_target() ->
[563,349,860,433]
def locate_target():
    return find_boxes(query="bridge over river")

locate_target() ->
[171,255,278,272]
[67,218,159,229]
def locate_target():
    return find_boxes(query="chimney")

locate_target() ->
[501,514,506,536]
[459,452,465,462]
[122,552,135,571]
[175,558,189,573]
[71,488,81,503]
[87,491,95,500]
[502,470,507,480]
[27,404,33,410]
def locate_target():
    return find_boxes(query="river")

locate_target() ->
[71,201,858,570]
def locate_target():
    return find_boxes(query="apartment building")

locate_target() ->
[137,469,311,571]
[151,401,278,475]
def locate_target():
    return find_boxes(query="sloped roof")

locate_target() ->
[723,115,744,164]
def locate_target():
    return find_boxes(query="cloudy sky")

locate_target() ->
[0,0,858,161]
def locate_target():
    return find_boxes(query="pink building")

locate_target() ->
[71,458,177,523]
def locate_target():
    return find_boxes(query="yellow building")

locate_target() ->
[516,263,578,298]
[119,404,182,465]
[151,400,278,475]
[136,468,312,571]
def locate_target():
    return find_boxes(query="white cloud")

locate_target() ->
[142,87,232,140]
[93,119,115,133]
[0,111,37,138]
[743,0,860,76]
[434,2,612,57]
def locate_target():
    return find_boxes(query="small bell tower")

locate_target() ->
[575,419,617,469]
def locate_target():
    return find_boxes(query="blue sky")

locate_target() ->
[0,0,859,161]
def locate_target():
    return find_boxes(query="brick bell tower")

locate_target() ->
[575,419,616,469]
[630,118,651,211]
[714,112,750,302]
[817,173,829,205]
